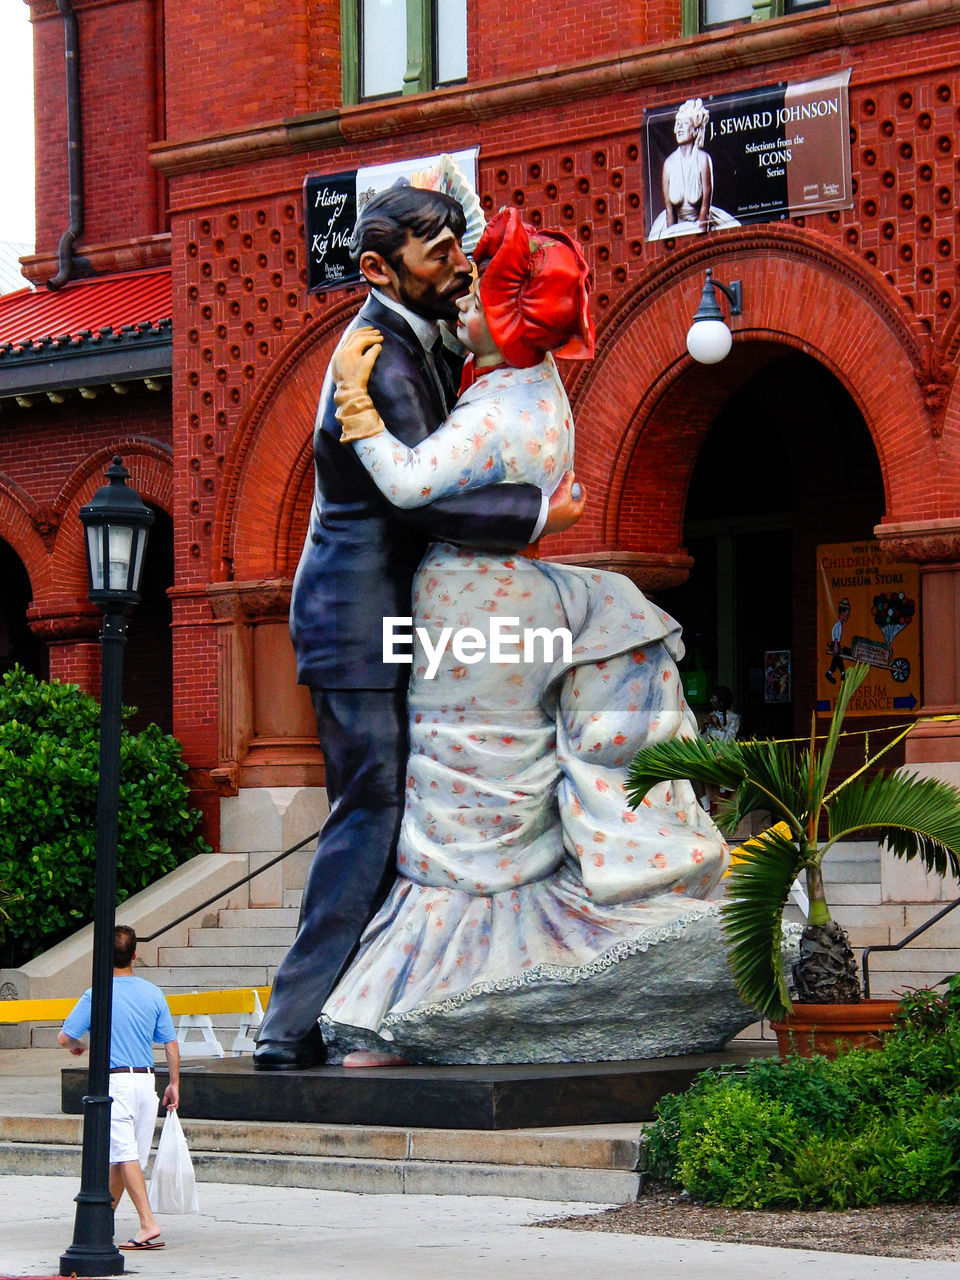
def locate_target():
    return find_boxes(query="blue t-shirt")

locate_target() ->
[62,976,176,1070]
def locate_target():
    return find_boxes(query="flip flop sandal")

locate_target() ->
[119,1238,165,1249]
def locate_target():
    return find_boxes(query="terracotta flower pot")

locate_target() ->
[769,999,901,1059]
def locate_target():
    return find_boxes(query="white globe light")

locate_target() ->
[686,319,733,364]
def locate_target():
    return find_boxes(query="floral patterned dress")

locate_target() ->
[322,356,730,1060]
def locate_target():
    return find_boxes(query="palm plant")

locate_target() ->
[626,664,960,1021]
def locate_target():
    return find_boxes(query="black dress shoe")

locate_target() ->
[252,1034,326,1071]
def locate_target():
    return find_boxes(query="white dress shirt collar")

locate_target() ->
[371,288,439,352]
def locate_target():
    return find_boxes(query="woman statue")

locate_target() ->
[318,208,753,1064]
[649,99,740,239]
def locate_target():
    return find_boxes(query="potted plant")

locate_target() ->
[626,663,960,1056]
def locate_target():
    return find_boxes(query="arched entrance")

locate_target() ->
[665,348,884,738]
[0,539,46,679]
[558,226,948,759]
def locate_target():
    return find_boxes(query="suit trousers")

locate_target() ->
[256,686,408,1045]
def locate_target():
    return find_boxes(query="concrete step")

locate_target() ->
[148,966,276,989]
[0,1141,639,1201]
[823,844,882,884]
[157,946,290,967]
[823,883,882,906]
[0,1115,642,1203]
[216,907,300,929]
[187,926,296,948]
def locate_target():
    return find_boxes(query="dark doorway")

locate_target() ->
[0,540,45,680]
[666,350,884,739]
[124,506,173,734]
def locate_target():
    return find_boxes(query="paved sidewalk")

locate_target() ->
[2,1047,956,1280]
[3,1175,959,1280]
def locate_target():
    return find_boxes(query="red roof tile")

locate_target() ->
[0,269,171,348]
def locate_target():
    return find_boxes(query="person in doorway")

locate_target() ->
[59,925,180,1251]
[702,685,740,743]
[825,596,851,684]
[253,183,586,1070]
[701,686,740,816]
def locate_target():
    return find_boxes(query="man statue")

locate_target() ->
[253,184,585,1069]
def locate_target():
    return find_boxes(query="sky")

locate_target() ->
[0,0,36,245]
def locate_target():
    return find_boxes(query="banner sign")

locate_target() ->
[643,70,852,241]
[815,539,921,718]
[304,148,479,294]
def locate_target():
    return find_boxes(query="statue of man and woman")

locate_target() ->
[254,178,750,1071]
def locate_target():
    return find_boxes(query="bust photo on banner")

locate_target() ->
[256,157,756,1071]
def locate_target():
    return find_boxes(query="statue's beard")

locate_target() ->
[397,270,472,322]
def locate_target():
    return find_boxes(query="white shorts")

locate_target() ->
[108,1072,159,1167]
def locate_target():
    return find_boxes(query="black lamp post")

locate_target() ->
[60,457,154,1279]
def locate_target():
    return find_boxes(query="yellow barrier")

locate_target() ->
[0,997,77,1023]
[0,986,272,1024]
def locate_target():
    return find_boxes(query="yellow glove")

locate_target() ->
[332,326,385,442]
[335,387,384,441]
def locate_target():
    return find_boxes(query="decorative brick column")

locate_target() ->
[26,604,102,693]
[206,578,322,796]
[206,579,326,907]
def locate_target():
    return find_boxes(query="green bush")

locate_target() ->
[0,666,210,965]
[675,1083,800,1208]
[643,992,960,1209]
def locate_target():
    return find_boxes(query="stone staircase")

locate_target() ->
[5,818,958,1054]
[152,836,951,1051]
[149,894,303,1049]
[0,1106,644,1202]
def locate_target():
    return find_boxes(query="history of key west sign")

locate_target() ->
[303,149,480,293]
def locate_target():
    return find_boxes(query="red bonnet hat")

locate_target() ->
[473,208,595,368]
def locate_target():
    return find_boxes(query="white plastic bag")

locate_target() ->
[147,1109,200,1214]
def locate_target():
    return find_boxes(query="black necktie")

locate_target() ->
[431,336,461,412]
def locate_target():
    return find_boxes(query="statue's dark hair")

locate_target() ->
[114,925,137,967]
[350,182,467,266]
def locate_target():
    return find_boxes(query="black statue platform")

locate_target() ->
[62,1043,773,1130]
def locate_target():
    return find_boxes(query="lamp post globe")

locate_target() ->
[686,268,743,365]
[60,456,153,1278]
[686,318,733,364]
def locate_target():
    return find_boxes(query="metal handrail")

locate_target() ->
[861,894,960,998]
[138,828,320,945]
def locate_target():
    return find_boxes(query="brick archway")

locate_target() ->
[48,442,174,605]
[564,226,951,558]
[215,296,361,583]
[0,475,54,602]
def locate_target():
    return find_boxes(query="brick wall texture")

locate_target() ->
[9,0,960,847]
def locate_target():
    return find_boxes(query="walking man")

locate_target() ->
[59,924,180,1250]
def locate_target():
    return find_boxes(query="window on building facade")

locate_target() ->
[343,0,467,102]
[690,0,827,32]
[360,0,408,97]
[435,0,467,84]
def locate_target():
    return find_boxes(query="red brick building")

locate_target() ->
[3,0,960,880]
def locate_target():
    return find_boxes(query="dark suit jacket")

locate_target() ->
[289,294,543,689]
